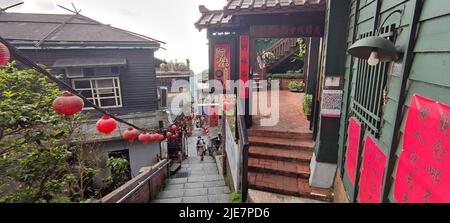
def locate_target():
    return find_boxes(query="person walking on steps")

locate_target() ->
[196,136,205,161]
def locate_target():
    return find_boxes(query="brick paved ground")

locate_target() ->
[152,136,230,203]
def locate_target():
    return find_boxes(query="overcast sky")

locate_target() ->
[2,0,226,73]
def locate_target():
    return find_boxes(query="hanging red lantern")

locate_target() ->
[172,133,179,139]
[123,127,139,142]
[52,91,84,117]
[96,115,117,135]
[0,43,10,66]
[166,131,173,139]
[149,133,158,142]
[138,132,152,144]
[157,133,165,141]
[170,124,177,131]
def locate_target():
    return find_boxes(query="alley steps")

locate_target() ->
[249,146,312,163]
[249,135,314,151]
[250,129,313,141]
[248,157,310,178]
[247,124,333,202]
[248,172,332,202]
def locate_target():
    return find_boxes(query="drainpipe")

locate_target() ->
[382,0,424,203]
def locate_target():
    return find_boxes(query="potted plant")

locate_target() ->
[303,94,313,121]
[288,81,304,92]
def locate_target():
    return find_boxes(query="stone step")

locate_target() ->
[248,157,310,178]
[249,146,312,163]
[249,129,313,141]
[249,136,314,151]
[248,172,333,202]
[247,189,327,203]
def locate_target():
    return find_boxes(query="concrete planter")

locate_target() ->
[278,79,304,90]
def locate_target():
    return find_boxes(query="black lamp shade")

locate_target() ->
[347,36,398,62]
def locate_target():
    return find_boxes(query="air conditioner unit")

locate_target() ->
[158,86,168,109]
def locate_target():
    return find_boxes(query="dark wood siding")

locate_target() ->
[20,48,158,115]
[337,0,450,202]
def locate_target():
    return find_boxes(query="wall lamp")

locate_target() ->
[347,10,403,66]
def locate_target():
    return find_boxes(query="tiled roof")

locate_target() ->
[195,6,237,30]
[0,12,164,47]
[223,0,326,15]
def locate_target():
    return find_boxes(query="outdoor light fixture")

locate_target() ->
[347,10,403,66]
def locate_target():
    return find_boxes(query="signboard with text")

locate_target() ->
[394,94,450,203]
[239,35,250,99]
[345,117,362,187]
[358,135,387,203]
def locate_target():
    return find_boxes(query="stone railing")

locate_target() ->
[100,159,171,203]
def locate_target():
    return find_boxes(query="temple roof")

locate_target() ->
[223,0,325,15]
[195,6,237,31]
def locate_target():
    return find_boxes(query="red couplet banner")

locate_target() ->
[345,117,361,187]
[394,94,450,203]
[214,44,231,91]
[239,35,250,99]
[209,105,219,127]
[358,135,387,203]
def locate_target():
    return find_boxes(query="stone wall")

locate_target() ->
[100,159,170,203]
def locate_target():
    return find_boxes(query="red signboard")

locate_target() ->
[394,94,450,203]
[239,35,250,99]
[214,44,231,91]
[345,117,361,187]
[358,135,387,203]
[209,105,219,127]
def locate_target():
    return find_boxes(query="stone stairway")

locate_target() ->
[247,129,333,202]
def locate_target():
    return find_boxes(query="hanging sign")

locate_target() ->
[345,117,361,187]
[214,44,231,91]
[358,135,387,203]
[239,35,250,99]
[394,94,450,203]
[209,105,219,127]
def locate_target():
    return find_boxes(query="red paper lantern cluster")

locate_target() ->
[123,128,139,142]
[0,43,10,66]
[96,115,117,135]
[52,92,84,117]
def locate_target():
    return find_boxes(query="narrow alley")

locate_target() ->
[153,135,230,203]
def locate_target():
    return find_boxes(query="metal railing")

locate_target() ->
[236,98,250,202]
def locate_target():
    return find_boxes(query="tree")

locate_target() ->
[0,62,102,203]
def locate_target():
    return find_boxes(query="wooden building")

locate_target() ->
[197,0,450,203]
[0,12,169,177]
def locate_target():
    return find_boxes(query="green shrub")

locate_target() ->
[229,191,242,203]
[288,81,305,91]
[303,94,313,120]
[268,72,304,80]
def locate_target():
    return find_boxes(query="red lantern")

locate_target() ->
[138,132,152,144]
[0,43,10,66]
[170,124,177,131]
[96,116,117,135]
[149,133,158,142]
[172,133,179,139]
[52,91,84,117]
[123,127,139,142]
[166,131,173,139]
[157,134,165,141]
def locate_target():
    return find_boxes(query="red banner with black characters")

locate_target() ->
[214,44,231,91]
[394,94,450,203]
[358,135,387,203]
[239,35,249,99]
[209,105,219,127]
[345,117,361,187]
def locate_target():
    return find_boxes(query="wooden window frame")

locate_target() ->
[72,77,123,110]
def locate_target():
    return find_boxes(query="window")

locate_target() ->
[72,77,122,109]
[351,24,396,137]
